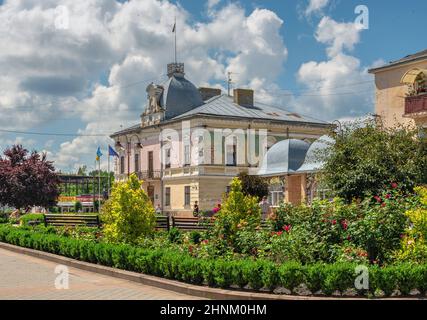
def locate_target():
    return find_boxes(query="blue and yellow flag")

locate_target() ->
[96,147,102,161]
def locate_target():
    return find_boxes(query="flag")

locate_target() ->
[108,145,119,157]
[96,147,102,161]
[172,22,176,33]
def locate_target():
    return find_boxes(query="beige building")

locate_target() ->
[111,63,331,216]
[368,49,427,129]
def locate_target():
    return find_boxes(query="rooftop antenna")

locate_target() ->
[227,72,238,96]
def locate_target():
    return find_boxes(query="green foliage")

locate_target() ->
[19,213,44,226]
[189,231,202,244]
[101,174,155,244]
[237,172,268,200]
[394,186,427,263]
[321,119,427,202]
[212,177,261,248]
[74,201,83,212]
[1,224,426,297]
[168,227,182,243]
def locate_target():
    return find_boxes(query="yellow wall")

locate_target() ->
[373,60,427,128]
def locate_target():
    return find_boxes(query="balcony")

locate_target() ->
[137,170,161,180]
[404,93,427,117]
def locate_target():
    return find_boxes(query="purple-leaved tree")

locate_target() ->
[0,145,60,212]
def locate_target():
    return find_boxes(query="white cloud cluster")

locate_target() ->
[0,0,287,171]
[292,16,374,120]
[304,0,330,17]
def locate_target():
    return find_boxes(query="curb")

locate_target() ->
[0,242,419,300]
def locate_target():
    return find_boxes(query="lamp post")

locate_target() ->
[115,134,143,179]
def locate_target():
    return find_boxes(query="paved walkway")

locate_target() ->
[0,248,201,300]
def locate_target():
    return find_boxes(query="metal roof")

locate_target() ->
[172,94,327,124]
[257,139,310,176]
[161,75,204,119]
[297,135,334,173]
[369,49,427,73]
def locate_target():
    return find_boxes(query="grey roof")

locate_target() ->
[161,74,204,119]
[173,94,328,125]
[257,139,310,176]
[369,48,427,73]
[297,135,334,173]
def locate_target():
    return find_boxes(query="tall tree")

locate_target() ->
[321,119,427,202]
[237,172,269,200]
[0,145,60,211]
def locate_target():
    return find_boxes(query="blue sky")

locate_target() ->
[0,0,426,172]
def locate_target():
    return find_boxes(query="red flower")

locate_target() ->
[385,194,391,199]
[341,220,348,230]
[347,235,351,241]
[381,203,386,207]
[391,182,398,189]
[276,231,283,236]
[374,195,382,203]
[331,219,337,225]
[188,245,194,253]
[283,225,291,232]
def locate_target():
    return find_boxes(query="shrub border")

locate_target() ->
[0,225,426,299]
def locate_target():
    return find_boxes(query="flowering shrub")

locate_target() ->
[211,178,261,249]
[394,186,427,263]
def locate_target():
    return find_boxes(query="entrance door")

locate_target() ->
[147,185,155,204]
[148,151,154,178]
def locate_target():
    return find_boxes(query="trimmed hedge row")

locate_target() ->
[0,225,426,297]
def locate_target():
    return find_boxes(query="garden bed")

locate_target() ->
[0,224,426,298]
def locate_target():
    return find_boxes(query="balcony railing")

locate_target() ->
[405,94,427,116]
[137,170,161,180]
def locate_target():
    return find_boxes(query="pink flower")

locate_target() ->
[391,182,398,189]
[331,220,337,225]
[283,225,291,233]
[385,194,391,199]
[374,195,382,203]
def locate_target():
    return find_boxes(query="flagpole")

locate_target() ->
[107,149,110,196]
[174,16,177,63]
[98,158,101,212]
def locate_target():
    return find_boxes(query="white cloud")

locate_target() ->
[0,0,287,171]
[291,17,374,120]
[304,0,330,17]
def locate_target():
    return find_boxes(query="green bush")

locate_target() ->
[20,214,44,226]
[0,224,426,297]
[101,174,156,244]
[168,227,181,243]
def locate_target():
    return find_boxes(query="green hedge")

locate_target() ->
[0,224,425,297]
[19,214,44,226]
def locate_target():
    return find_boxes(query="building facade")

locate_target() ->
[369,49,427,130]
[111,63,331,216]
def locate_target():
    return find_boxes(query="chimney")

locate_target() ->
[199,87,221,101]
[233,88,254,107]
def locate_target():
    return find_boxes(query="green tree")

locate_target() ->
[237,172,268,200]
[321,119,427,202]
[101,174,155,244]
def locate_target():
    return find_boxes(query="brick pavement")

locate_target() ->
[0,248,202,300]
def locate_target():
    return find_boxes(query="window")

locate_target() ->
[165,187,171,206]
[184,145,190,166]
[226,137,237,166]
[269,191,284,206]
[184,186,190,206]
[120,156,125,174]
[134,153,139,172]
[165,148,171,168]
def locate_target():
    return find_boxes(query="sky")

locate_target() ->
[0,0,426,172]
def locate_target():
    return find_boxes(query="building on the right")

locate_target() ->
[368,49,427,130]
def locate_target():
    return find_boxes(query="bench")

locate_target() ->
[43,214,100,227]
[155,215,170,231]
[171,217,212,231]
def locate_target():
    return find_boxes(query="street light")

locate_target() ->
[115,134,143,178]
